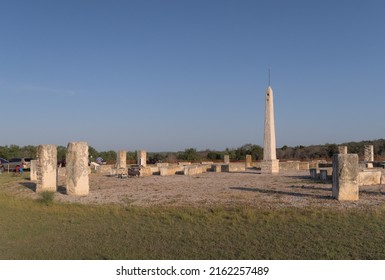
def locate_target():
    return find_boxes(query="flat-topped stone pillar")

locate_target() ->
[66,142,89,196]
[137,150,147,167]
[338,146,348,154]
[30,159,38,181]
[332,154,359,201]
[36,145,57,192]
[245,154,252,168]
[364,145,374,162]
[117,150,127,169]
[224,155,230,164]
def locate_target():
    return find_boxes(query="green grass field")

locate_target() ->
[1,173,385,260]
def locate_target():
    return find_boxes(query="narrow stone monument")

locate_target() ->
[117,150,127,169]
[224,155,230,164]
[137,150,147,167]
[261,85,279,174]
[338,146,348,154]
[245,154,252,168]
[332,154,359,201]
[364,145,374,162]
[36,145,57,192]
[30,159,38,181]
[66,142,89,196]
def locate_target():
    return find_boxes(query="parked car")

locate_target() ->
[2,157,34,171]
[0,157,9,172]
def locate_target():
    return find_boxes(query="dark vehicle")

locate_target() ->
[3,157,34,171]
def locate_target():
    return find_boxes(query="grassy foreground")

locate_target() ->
[1,174,385,259]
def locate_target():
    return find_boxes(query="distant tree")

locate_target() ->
[177,148,201,162]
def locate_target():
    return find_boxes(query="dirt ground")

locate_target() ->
[5,169,385,209]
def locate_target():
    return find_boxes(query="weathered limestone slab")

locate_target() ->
[359,170,381,186]
[178,161,191,166]
[201,161,214,165]
[66,142,89,196]
[224,155,230,164]
[156,163,169,167]
[364,145,374,162]
[261,160,279,174]
[139,166,153,177]
[36,145,57,193]
[338,146,348,154]
[279,161,300,171]
[229,163,246,172]
[332,154,359,201]
[96,164,113,175]
[117,150,126,169]
[160,165,184,176]
[245,155,252,168]
[184,165,203,176]
[299,162,310,170]
[381,170,385,184]
[137,150,147,167]
[30,159,38,181]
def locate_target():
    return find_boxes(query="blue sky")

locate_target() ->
[1,0,384,152]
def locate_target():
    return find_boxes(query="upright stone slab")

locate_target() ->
[66,142,89,196]
[364,145,374,162]
[338,146,348,154]
[30,159,38,181]
[245,154,252,168]
[117,150,127,169]
[137,150,147,167]
[262,86,279,174]
[224,155,230,164]
[332,154,359,201]
[36,145,57,192]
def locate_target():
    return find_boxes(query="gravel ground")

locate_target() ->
[4,169,385,209]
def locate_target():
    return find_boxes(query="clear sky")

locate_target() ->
[1,0,384,152]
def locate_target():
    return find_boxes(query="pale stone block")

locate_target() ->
[364,145,374,162]
[96,164,113,175]
[139,166,153,177]
[359,170,381,186]
[366,163,373,169]
[229,163,246,172]
[338,146,348,154]
[160,166,183,176]
[137,150,147,167]
[381,170,385,184]
[30,159,38,181]
[178,161,191,166]
[299,162,310,170]
[261,160,279,174]
[245,155,252,168]
[117,150,126,169]
[332,154,359,201]
[184,165,203,176]
[66,142,89,196]
[279,161,300,171]
[36,145,57,193]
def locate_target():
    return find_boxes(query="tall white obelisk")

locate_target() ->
[261,84,279,174]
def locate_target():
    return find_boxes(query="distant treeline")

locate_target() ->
[1,139,385,163]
